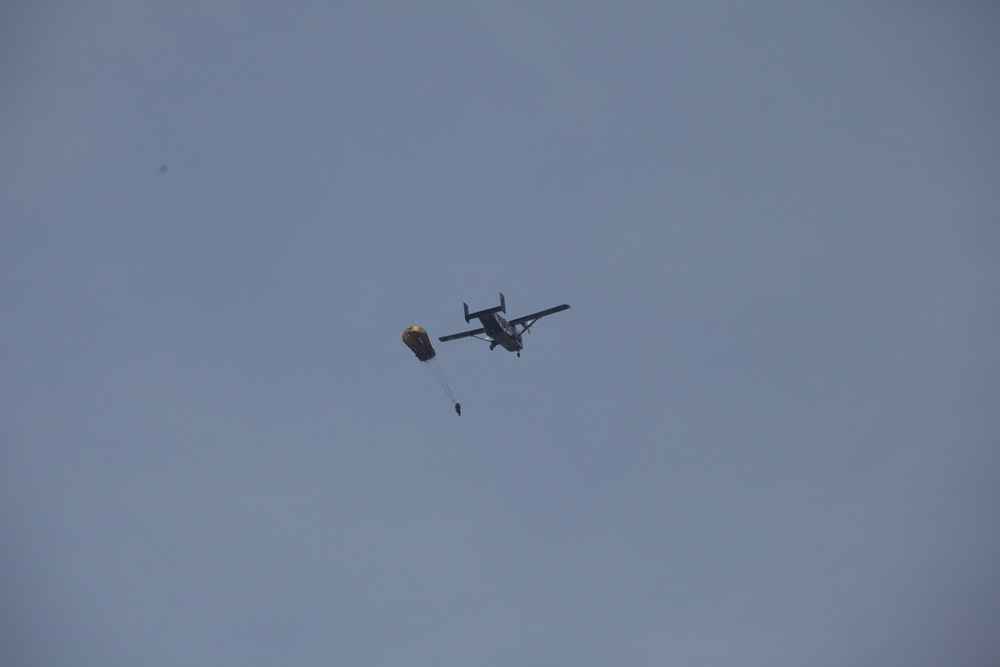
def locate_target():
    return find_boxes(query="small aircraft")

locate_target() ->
[438,293,570,357]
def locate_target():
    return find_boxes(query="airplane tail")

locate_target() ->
[464,292,506,322]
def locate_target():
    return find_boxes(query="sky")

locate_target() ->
[2,2,999,665]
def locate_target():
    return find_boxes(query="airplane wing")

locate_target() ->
[509,304,570,331]
[438,326,487,342]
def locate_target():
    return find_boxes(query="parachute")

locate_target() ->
[403,326,459,414]
[402,326,436,361]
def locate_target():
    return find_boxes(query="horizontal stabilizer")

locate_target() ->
[464,292,506,322]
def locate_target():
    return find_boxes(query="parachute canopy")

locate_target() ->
[402,325,436,362]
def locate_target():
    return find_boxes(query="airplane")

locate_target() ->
[438,293,570,357]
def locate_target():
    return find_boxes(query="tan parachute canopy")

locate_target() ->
[402,325,436,362]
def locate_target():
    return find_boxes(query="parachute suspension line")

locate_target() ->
[426,358,457,406]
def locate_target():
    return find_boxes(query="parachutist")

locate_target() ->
[455,403,461,416]
[403,325,458,408]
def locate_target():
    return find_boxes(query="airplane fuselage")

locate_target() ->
[479,313,523,352]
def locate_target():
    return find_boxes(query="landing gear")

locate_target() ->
[517,351,521,357]
[489,342,496,351]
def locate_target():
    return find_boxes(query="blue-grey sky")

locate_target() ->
[2,3,999,665]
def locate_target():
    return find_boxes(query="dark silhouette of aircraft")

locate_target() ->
[438,293,569,358]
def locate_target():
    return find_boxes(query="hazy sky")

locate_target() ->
[2,3,999,665]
